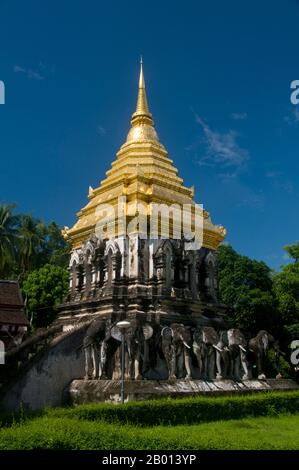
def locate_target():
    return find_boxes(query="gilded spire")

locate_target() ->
[127,58,159,143]
[135,57,150,115]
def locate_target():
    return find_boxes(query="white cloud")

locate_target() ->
[13,62,53,80]
[13,65,26,74]
[230,112,248,121]
[237,192,265,209]
[194,115,249,170]
[217,172,238,181]
[265,170,293,194]
[265,171,283,178]
[283,106,299,125]
[276,181,293,194]
[97,125,107,136]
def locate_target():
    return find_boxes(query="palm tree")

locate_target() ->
[17,214,47,276]
[0,204,18,278]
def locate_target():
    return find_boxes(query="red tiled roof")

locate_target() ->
[0,308,29,326]
[0,280,29,326]
[0,280,23,307]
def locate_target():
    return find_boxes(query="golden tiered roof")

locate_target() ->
[63,60,226,249]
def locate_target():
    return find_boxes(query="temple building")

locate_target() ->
[1,62,293,412]
[57,60,226,332]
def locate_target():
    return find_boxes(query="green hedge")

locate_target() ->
[2,391,298,428]
[51,391,299,426]
[0,414,299,450]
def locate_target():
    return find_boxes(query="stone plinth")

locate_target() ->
[67,378,299,405]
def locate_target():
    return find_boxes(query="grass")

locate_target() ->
[0,414,298,450]
[0,392,299,450]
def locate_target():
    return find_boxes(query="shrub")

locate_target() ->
[1,391,299,429]
[47,391,299,426]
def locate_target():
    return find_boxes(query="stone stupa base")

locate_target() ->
[66,378,299,405]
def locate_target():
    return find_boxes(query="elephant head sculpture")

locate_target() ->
[110,323,154,380]
[193,326,221,380]
[248,330,278,379]
[225,329,249,380]
[161,323,192,379]
[214,330,230,380]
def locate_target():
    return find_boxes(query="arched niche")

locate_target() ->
[104,240,121,286]
[204,251,218,301]
[69,250,81,295]
[154,240,174,288]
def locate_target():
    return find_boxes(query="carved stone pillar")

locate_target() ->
[95,256,104,289]
[112,253,121,281]
[81,266,86,295]
[137,239,145,283]
[165,249,172,289]
[188,259,197,299]
[75,265,83,299]
[90,263,97,293]
[68,267,72,291]
[181,259,188,288]
[204,252,218,302]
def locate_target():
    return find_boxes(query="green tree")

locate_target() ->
[284,241,299,263]
[273,243,299,341]
[44,221,70,267]
[0,204,70,282]
[0,204,19,278]
[22,264,69,327]
[218,245,279,334]
[17,214,47,277]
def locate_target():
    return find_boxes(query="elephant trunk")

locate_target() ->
[212,344,223,353]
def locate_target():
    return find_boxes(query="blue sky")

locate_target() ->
[0,0,298,271]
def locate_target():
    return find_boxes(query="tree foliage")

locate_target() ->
[22,264,69,328]
[0,204,70,280]
[218,245,278,334]
[0,204,19,278]
[0,204,71,326]
[273,242,299,341]
[218,242,299,346]
[284,241,299,263]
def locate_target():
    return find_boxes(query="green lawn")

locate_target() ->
[1,392,299,450]
[0,414,298,450]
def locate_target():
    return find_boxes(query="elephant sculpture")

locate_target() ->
[83,318,110,380]
[110,323,154,380]
[214,330,230,379]
[161,323,192,379]
[248,330,278,379]
[224,329,249,380]
[193,326,222,380]
[83,319,280,382]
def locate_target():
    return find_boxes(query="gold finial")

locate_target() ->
[134,57,150,116]
[138,58,145,90]
[126,58,159,143]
